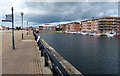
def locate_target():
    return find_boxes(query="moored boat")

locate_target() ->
[106,32,116,37]
[115,33,120,37]
[81,31,87,35]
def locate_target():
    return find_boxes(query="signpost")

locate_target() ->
[2,7,15,50]
[2,14,12,22]
[11,7,15,50]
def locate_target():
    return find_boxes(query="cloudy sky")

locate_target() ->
[0,0,119,27]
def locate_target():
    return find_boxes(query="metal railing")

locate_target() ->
[33,31,70,76]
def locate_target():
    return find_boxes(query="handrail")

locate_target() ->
[33,31,70,76]
[41,41,69,76]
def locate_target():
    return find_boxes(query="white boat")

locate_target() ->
[64,31,68,34]
[93,33,101,36]
[106,32,116,37]
[73,31,78,34]
[68,31,73,34]
[88,31,96,36]
[81,31,87,35]
[77,31,81,34]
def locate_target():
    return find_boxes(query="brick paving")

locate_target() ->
[2,31,51,74]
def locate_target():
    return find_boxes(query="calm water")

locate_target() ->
[38,33,118,75]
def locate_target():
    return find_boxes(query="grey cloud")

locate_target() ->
[24,2,118,25]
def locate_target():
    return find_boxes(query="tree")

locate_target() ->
[16,26,22,30]
[56,28,62,31]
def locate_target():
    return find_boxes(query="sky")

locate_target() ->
[0,0,119,27]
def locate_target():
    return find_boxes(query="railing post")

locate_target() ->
[52,64,61,75]
[41,49,44,57]
[39,41,43,50]
[44,51,49,67]
[45,57,49,67]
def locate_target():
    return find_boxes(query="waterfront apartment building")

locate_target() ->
[68,22,81,31]
[81,16,120,33]
[58,22,81,31]
[81,20,98,32]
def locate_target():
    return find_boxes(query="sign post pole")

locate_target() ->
[12,7,15,50]
[2,7,15,50]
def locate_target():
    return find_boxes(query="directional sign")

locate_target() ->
[2,14,12,22]
[2,20,12,22]
[6,14,12,21]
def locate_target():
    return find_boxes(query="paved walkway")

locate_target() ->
[2,31,51,74]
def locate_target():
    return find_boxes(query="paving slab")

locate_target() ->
[2,31,52,74]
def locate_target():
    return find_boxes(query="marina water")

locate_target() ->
[38,33,118,75]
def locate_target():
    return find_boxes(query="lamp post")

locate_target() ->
[27,21,28,35]
[20,12,24,39]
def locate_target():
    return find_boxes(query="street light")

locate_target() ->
[27,21,28,35]
[20,12,24,39]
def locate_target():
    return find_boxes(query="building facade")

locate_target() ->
[58,22,81,31]
[38,24,56,31]
[97,17,120,33]
[68,22,81,31]
[81,16,120,33]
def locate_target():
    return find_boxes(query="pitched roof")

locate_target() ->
[0,26,6,28]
